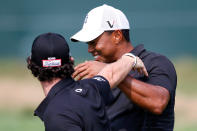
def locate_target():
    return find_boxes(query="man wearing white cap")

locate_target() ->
[71,4,177,131]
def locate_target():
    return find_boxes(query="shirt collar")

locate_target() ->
[34,77,75,121]
[130,44,146,57]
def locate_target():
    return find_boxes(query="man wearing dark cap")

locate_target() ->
[27,32,148,131]
[71,4,177,131]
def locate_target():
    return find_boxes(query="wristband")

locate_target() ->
[123,53,137,68]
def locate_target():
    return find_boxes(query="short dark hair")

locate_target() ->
[27,56,74,82]
[106,29,130,42]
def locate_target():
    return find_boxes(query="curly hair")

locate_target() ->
[27,56,74,81]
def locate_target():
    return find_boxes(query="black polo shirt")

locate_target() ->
[132,45,177,131]
[106,44,177,131]
[34,76,113,131]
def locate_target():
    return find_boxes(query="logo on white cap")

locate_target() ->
[71,4,130,42]
[107,20,114,28]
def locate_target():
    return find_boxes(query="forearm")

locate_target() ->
[118,76,170,114]
[98,55,134,88]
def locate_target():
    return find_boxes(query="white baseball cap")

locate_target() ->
[70,4,130,42]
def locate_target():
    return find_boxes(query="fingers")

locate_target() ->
[72,61,98,80]
[74,61,87,71]
[142,65,148,77]
[134,57,148,77]
[72,62,88,78]
[76,70,89,80]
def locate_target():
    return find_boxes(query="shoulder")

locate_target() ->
[77,76,110,93]
[143,51,170,63]
[77,76,113,105]
[143,51,177,92]
[80,76,109,86]
[143,51,176,74]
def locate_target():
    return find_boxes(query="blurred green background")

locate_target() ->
[0,0,197,130]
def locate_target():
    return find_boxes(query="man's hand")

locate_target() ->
[72,61,106,80]
[134,56,148,77]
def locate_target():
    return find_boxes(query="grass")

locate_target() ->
[174,122,197,131]
[0,109,44,131]
[173,57,197,95]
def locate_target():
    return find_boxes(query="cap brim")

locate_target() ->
[70,29,104,43]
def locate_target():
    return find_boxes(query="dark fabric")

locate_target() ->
[106,44,177,131]
[105,88,144,131]
[34,76,112,131]
[131,45,177,131]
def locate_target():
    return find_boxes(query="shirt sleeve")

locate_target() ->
[147,55,177,95]
[45,110,82,131]
[82,75,114,105]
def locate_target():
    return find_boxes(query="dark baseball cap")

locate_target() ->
[31,32,70,67]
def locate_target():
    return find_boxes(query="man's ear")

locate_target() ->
[70,56,74,63]
[112,30,123,44]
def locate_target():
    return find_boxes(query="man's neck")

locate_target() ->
[114,41,134,60]
[40,78,61,96]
